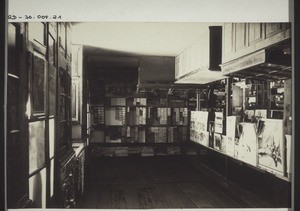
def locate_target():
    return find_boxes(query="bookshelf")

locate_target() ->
[88,68,196,156]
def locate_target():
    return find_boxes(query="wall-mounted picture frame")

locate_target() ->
[28,44,47,118]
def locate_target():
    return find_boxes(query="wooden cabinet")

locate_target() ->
[248,23,263,45]
[6,22,77,208]
[175,32,210,79]
[175,26,223,84]
[235,23,247,51]
[7,22,31,208]
[222,23,291,63]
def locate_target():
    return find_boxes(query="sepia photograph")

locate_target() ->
[6,21,293,210]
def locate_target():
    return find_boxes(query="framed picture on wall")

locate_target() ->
[29,47,47,118]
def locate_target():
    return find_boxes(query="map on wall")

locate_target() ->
[237,122,258,166]
[257,119,284,175]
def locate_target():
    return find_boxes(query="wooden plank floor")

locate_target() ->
[80,156,271,209]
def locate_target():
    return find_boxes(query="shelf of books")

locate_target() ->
[88,69,196,157]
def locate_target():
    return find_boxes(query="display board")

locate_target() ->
[226,116,236,157]
[257,119,285,175]
[237,122,258,166]
[190,111,209,146]
[214,112,223,134]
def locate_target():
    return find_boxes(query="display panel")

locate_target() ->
[257,119,284,175]
[237,122,258,166]
[226,116,236,157]
[190,111,209,146]
[214,111,223,134]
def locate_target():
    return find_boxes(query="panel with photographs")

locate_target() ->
[190,111,209,146]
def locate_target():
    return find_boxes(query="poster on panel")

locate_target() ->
[226,116,236,157]
[257,119,285,175]
[237,122,258,166]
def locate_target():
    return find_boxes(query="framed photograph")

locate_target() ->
[29,49,47,117]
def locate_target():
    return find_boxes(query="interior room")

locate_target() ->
[6,22,292,209]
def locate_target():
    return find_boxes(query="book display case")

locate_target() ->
[87,68,195,156]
